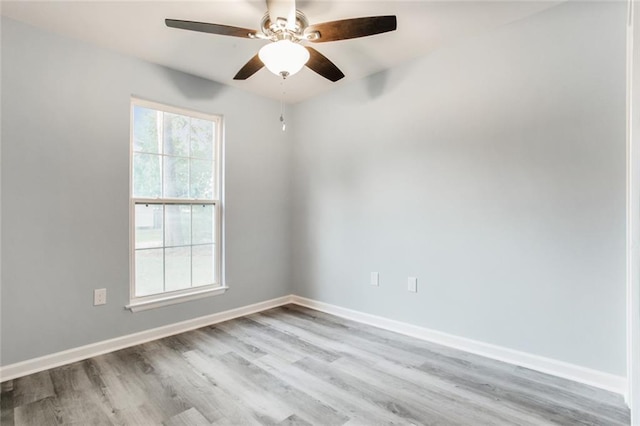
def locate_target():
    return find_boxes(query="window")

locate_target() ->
[128,98,224,311]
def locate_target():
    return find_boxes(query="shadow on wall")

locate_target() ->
[161,66,227,100]
[349,63,413,103]
[366,69,391,99]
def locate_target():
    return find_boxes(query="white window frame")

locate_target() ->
[127,97,226,312]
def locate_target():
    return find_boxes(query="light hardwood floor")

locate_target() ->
[0,305,631,425]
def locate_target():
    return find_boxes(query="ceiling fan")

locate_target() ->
[165,0,397,82]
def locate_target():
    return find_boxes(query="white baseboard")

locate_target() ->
[0,295,294,382]
[290,295,628,398]
[0,293,628,401]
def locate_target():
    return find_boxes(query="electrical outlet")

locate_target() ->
[408,277,417,293]
[371,272,379,287]
[94,288,107,306]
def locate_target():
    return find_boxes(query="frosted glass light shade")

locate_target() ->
[259,40,310,77]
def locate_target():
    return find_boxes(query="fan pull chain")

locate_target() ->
[280,82,287,132]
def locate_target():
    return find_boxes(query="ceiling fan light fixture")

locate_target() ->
[259,40,309,78]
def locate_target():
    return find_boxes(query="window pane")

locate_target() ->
[133,153,162,198]
[165,204,191,247]
[190,118,214,159]
[132,101,221,301]
[135,249,164,296]
[193,244,215,286]
[163,156,189,198]
[135,204,163,249]
[192,204,214,245]
[190,159,214,199]
[133,106,160,154]
[165,247,191,292]
[163,113,189,157]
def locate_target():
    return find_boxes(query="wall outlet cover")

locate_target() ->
[371,272,379,287]
[94,288,107,306]
[408,277,417,293]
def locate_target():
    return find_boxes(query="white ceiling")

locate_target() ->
[1,0,561,103]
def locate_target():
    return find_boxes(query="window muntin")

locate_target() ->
[130,99,222,306]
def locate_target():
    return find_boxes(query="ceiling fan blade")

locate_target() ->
[266,0,296,29]
[305,16,397,43]
[233,54,265,80]
[165,19,257,38]
[305,47,345,82]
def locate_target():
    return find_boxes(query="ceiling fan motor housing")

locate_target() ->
[260,10,317,42]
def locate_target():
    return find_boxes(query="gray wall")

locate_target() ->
[1,18,292,365]
[630,0,640,416]
[290,1,627,376]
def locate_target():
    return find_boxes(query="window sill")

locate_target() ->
[126,286,228,312]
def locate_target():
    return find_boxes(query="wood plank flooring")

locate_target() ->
[0,305,630,425]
